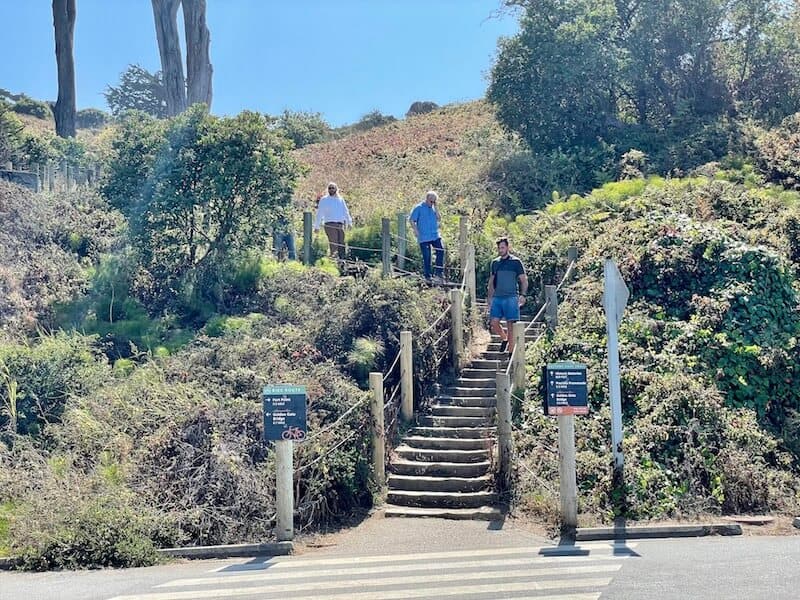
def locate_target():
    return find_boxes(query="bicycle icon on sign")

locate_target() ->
[281,426,306,441]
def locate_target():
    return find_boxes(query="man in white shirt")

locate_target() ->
[313,182,353,259]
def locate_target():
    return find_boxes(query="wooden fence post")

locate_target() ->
[275,440,294,541]
[400,331,413,421]
[512,322,526,392]
[369,372,386,487]
[458,215,468,273]
[303,211,312,265]
[466,243,476,306]
[450,289,463,370]
[545,285,559,331]
[381,217,391,277]
[397,213,407,271]
[496,371,512,490]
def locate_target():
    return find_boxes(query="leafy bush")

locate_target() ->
[76,108,109,129]
[748,113,800,190]
[11,96,52,120]
[275,110,330,148]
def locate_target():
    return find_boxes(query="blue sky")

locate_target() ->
[0,1,519,126]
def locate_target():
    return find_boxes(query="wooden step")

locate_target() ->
[418,415,494,428]
[395,445,491,464]
[384,505,504,521]
[443,387,495,398]
[454,378,496,389]
[403,436,493,451]
[431,405,495,418]
[387,474,492,493]
[388,490,497,509]
[470,359,504,370]
[460,368,498,379]
[435,395,495,408]
[411,427,495,439]
[390,459,491,477]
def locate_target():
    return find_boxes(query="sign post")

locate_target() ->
[262,385,307,542]
[603,259,629,474]
[544,361,588,528]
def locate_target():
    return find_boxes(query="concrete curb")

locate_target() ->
[157,541,294,560]
[575,523,742,541]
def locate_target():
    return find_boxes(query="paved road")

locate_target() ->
[1,515,799,599]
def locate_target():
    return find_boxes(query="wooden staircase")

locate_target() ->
[384,303,540,520]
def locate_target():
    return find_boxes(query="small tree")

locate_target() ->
[105,65,169,118]
[276,110,330,148]
[103,106,301,314]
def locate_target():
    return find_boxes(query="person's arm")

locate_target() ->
[342,199,353,228]
[487,266,495,304]
[409,208,420,239]
[518,273,529,305]
[313,198,325,231]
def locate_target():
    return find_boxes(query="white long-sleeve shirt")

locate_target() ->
[314,195,353,229]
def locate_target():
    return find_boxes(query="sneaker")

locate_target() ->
[499,339,508,353]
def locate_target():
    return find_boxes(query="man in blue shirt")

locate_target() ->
[488,237,528,355]
[409,191,445,282]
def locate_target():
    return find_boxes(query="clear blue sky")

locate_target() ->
[0,1,518,126]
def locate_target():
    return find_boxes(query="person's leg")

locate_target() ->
[334,224,346,259]
[324,223,337,257]
[419,241,432,279]
[432,237,445,280]
[505,296,521,355]
[285,232,296,260]
[489,297,508,346]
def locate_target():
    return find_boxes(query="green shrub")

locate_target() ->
[76,108,109,129]
[11,96,51,120]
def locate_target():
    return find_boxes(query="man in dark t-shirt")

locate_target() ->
[487,237,528,355]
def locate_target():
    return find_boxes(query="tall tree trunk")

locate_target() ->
[52,0,76,138]
[183,0,213,108]
[151,0,186,116]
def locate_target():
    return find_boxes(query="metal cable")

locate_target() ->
[419,305,451,337]
[303,397,367,443]
[382,349,402,383]
[296,427,362,474]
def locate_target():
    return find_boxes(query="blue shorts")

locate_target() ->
[490,296,520,321]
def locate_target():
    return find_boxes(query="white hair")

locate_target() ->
[425,191,438,202]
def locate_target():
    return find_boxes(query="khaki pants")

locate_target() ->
[324,222,346,259]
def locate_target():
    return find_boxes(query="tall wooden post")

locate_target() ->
[275,440,294,541]
[397,213,408,271]
[450,289,463,370]
[458,215,468,273]
[381,217,391,277]
[496,371,512,490]
[545,285,558,331]
[303,211,312,265]
[512,322,526,392]
[369,372,385,487]
[466,243,476,305]
[400,331,413,421]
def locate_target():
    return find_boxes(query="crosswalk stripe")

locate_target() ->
[206,542,638,572]
[110,575,613,600]
[158,562,622,588]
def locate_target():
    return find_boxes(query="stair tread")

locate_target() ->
[388,474,492,483]
[384,505,504,520]
[389,490,495,498]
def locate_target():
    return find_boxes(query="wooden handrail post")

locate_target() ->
[450,289,463,370]
[369,372,385,487]
[545,285,558,331]
[466,243,476,306]
[496,371,512,490]
[397,213,407,271]
[303,211,312,265]
[512,321,526,392]
[381,217,391,277]
[400,330,413,421]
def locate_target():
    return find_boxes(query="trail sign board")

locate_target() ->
[262,384,307,441]
[544,362,588,416]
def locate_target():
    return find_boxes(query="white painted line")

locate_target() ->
[160,562,622,588]
[202,542,638,571]
[109,573,613,600]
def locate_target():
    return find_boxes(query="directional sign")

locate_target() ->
[544,362,588,416]
[262,384,307,442]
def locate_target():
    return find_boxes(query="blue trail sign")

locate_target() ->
[262,385,307,441]
[544,362,588,416]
